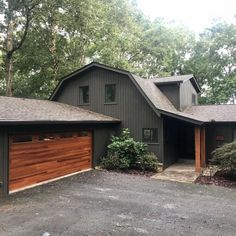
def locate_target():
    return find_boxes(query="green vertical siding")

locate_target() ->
[180,80,198,111]
[54,67,164,162]
[206,123,236,161]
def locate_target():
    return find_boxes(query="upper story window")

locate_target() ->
[192,94,196,105]
[105,84,116,103]
[79,86,89,105]
[142,128,158,143]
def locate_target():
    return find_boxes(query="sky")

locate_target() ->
[137,0,236,33]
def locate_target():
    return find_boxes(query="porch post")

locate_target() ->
[200,127,206,168]
[194,127,201,172]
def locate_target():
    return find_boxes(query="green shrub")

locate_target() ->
[101,128,159,171]
[101,153,120,170]
[212,141,236,173]
[137,153,159,171]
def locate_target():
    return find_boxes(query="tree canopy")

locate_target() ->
[0,0,235,103]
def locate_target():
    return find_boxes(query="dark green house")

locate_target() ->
[0,62,236,196]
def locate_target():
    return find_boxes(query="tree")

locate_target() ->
[183,21,236,104]
[0,0,41,96]
[0,0,234,103]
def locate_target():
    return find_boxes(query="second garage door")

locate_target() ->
[9,131,92,191]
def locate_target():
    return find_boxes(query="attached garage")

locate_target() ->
[9,131,92,191]
[0,96,120,196]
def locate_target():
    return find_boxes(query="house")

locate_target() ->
[0,62,236,196]
[50,62,236,169]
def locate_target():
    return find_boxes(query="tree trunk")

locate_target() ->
[49,24,58,81]
[5,1,14,96]
[6,55,13,96]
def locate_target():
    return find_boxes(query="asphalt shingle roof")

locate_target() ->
[132,74,177,112]
[184,105,236,122]
[0,96,120,124]
[132,74,207,123]
[151,74,194,84]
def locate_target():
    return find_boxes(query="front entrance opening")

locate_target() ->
[163,116,195,168]
[163,116,206,172]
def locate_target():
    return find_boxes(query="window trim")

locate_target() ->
[105,84,117,104]
[79,85,90,105]
[142,128,158,144]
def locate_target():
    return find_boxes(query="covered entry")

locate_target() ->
[9,131,92,191]
[163,116,206,172]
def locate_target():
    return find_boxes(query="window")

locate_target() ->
[12,135,32,143]
[79,86,89,105]
[105,84,116,103]
[142,128,158,143]
[59,133,73,139]
[78,131,90,137]
[38,134,55,141]
[192,94,196,105]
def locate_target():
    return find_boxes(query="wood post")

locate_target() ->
[194,127,201,172]
[195,126,207,172]
[200,127,206,168]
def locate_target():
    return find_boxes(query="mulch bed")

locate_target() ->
[106,169,157,177]
[195,171,236,189]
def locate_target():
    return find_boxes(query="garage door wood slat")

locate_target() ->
[10,149,91,164]
[10,155,91,180]
[9,133,92,191]
[10,137,91,150]
[10,152,91,168]
[10,141,91,154]
[10,157,91,181]
[9,162,91,191]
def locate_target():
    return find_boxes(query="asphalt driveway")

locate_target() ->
[0,170,236,236]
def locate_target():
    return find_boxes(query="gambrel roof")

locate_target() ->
[50,62,236,125]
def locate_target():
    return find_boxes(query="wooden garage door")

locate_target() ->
[9,131,92,191]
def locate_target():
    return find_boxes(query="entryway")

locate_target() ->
[163,116,206,173]
[152,159,198,183]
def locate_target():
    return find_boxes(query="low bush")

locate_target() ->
[101,128,159,171]
[212,141,236,175]
[100,153,120,170]
[137,153,159,171]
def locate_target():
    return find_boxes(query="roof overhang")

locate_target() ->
[159,110,204,125]
[0,119,121,126]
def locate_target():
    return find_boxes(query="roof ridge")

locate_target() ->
[151,74,193,79]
